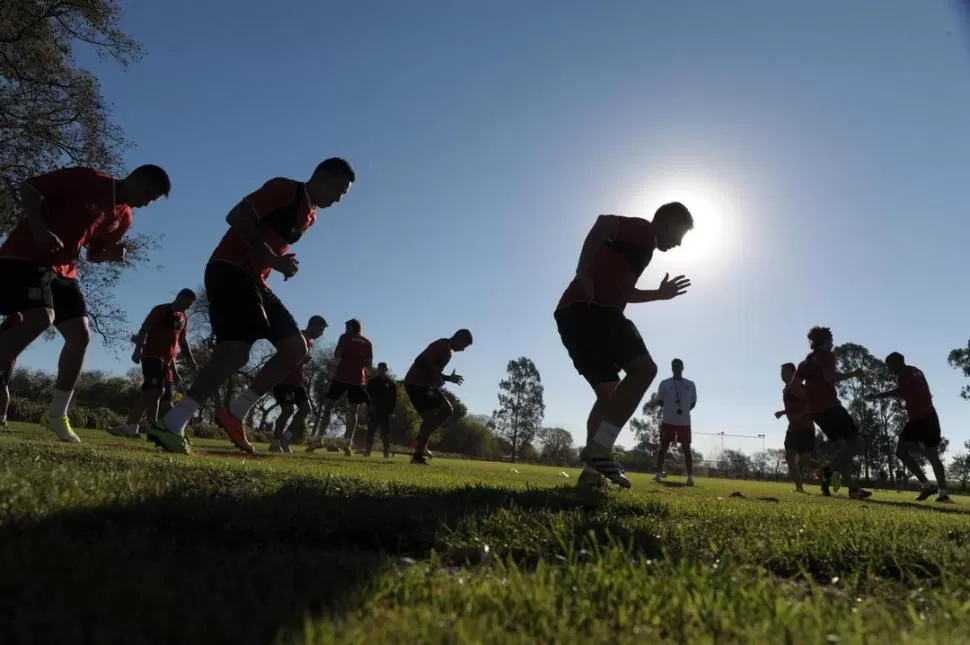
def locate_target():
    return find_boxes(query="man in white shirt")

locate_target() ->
[653,358,697,485]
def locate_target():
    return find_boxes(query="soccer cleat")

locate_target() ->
[937,494,955,504]
[848,488,872,500]
[107,424,139,438]
[579,447,631,489]
[146,422,190,454]
[830,471,842,493]
[915,486,939,502]
[577,470,606,490]
[49,416,81,443]
[215,407,254,454]
[269,440,283,453]
[280,432,293,454]
[410,455,430,466]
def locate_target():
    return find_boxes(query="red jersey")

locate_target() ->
[783,386,812,432]
[1,313,24,369]
[557,216,656,310]
[897,365,934,421]
[140,304,187,363]
[404,338,453,388]
[283,337,315,387]
[0,168,132,279]
[798,348,839,414]
[333,333,372,385]
[208,178,316,285]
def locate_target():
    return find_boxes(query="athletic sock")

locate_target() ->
[162,397,200,435]
[49,389,74,418]
[589,421,621,452]
[228,389,260,420]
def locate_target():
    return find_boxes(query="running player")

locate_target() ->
[789,326,870,498]
[0,165,171,442]
[270,315,327,453]
[0,313,24,427]
[555,206,693,489]
[403,330,473,465]
[774,362,814,493]
[653,358,697,485]
[110,289,197,438]
[306,319,372,454]
[866,352,952,503]
[365,361,397,458]
[147,159,354,454]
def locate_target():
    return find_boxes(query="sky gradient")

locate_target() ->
[15,0,970,460]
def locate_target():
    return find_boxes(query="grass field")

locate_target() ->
[2,422,970,644]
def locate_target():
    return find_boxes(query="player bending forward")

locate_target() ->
[555,205,693,489]
[775,362,815,494]
[271,315,327,453]
[866,352,952,504]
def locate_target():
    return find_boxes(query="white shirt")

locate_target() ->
[657,377,697,426]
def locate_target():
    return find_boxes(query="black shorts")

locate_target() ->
[325,381,370,405]
[554,304,649,386]
[784,428,815,454]
[899,410,941,448]
[0,258,87,326]
[274,384,309,407]
[204,261,300,346]
[0,366,11,387]
[812,405,860,441]
[405,384,451,415]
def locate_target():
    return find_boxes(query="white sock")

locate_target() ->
[228,389,260,420]
[590,421,621,451]
[49,389,74,418]
[162,397,200,435]
[940,488,949,496]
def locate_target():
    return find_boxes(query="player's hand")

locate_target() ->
[575,274,595,303]
[448,370,464,386]
[32,227,64,253]
[774,411,785,419]
[131,350,141,364]
[272,253,299,280]
[655,273,691,300]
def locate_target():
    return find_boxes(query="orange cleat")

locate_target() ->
[215,407,255,454]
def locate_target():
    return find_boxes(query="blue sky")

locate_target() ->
[17,0,970,458]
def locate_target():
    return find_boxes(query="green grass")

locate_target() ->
[2,422,970,644]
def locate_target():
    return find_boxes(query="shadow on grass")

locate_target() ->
[0,479,664,645]
[860,497,968,515]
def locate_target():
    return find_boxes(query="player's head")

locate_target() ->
[807,326,833,351]
[306,315,328,339]
[308,157,355,208]
[652,202,694,252]
[780,362,796,383]
[345,318,362,335]
[122,164,171,207]
[377,361,389,377]
[671,358,684,377]
[172,288,196,312]
[884,351,905,374]
[450,329,473,351]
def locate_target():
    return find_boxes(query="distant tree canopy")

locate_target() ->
[491,357,545,463]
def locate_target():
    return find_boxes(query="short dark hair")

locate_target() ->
[308,315,327,327]
[672,358,684,366]
[176,288,196,300]
[654,202,694,229]
[454,329,473,344]
[378,361,388,369]
[885,352,905,364]
[130,164,171,197]
[345,318,362,333]
[314,158,355,183]
[781,362,796,371]
[807,326,832,349]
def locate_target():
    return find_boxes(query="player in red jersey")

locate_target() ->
[147,159,354,454]
[774,362,815,494]
[555,206,693,489]
[790,326,870,499]
[0,313,25,427]
[866,352,952,503]
[0,165,171,442]
[403,330,473,465]
[270,315,327,453]
[109,289,197,438]
[306,319,373,454]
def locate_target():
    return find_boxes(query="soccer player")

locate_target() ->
[270,315,327,453]
[403,330,473,465]
[365,361,397,458]
[0,313,24,427]
[147,158,354,454]
[0,165,171,442]
[774,362,815,494]
[653,358,697,485]
[866,352,952,503]
[306,319,372,455]
[110,289,197,438]
[789,326,870,499]
[555,206,693,489]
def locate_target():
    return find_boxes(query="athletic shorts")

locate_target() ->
[812,405,860,441]
[274,384,309,406]
[0,258,87,326]
[0,366,11,387]
[899,410,941,448]
[204,261,300,346]
[405,385,452,416]
[554,303,648,386]
[661,423,691,445]
[784,428,815,454]
[325,380,370,405]
[141,358,175,401]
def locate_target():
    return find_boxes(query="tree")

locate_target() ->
[491,357,545,462]
[538,427,574,466]
[949,453,970,492]
[720,449,750,478]
[947,342,970,400]
[1,0,159,347]
[630,394,663,452]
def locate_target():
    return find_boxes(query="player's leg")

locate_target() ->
[0,260,56,367]
[49,278,91,443]
[681,428,694,484]
[825,407,868,498]
[655,428,673,482]
[113,359,164,438]
[285,394,311,451]
[343,387,370,455]
[271,398,295,453]
[364,409,378,455]
[379,414,391,458]
[412,390,453,464]
[156,380,175,420]
[0,371,10,426]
